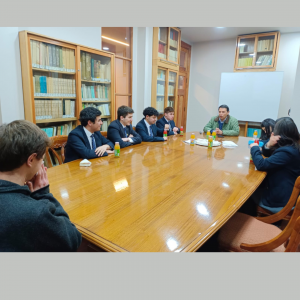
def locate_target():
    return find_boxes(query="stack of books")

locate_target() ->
[169,49,177,61]
[156,98,164,113]
[41,122,74,137]
[30,40,75,72]
[257,39,274,51]
[33,75,76,97]
[157,83,165,95]
[255,55,273,66]
[168,84,175,96]
[100,120,109,131]
[238,57,253,67]
[81,84,109,101]
[82,103,110,116]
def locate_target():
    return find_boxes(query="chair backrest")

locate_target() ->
[45,135,68,168]
[101,131,107,138]
[256,176,300,224]
[240,194,300,252]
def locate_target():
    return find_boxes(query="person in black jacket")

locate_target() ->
[135,107,168,142]
[156,106,179,135]
[0,120,82,251]
[241,117,300,216]
[107,105,142,148]
[65,107,114,163]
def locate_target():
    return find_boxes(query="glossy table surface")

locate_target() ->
[47,132,266,252]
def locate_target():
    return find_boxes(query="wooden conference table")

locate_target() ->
[47,132,266,252]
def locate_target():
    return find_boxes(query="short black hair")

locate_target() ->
[117,105,134,120]
[218,104,229,112]
[79,107,101,127]
[143,107,159,118]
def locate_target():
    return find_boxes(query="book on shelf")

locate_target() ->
[82,103,110,115]
[81,84,109,101]
[100,120,108,132]
[255,55,273,66]
[30,40,75,72]
[169,73,176,82]
[157,83,165,95]
[35,99,75,120]
[158,44,166,59]
[80,52,111,82]
[157,70,165,80]
[168,84,175,95]
[239,42,255,53]
[169,49,178,61]
[167,100,174,108]
[158,28,167,42]
[33,74,76,97]
[237,57,253,67]
[257,39,274,51]
[41,121,74,137]
[169,30,178,48]
[156,98,164,113]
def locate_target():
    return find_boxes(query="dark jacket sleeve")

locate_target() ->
[129,127,142,145]
[67,131,99,159]
[99,133,114,150]
[31,185,82,251]
[251,146,294,171]
[156,119,164,129]
[156,119,173,135]
[156,126,164,137]
[136,123,164,142]
[261,139,272,157]
[107,125,132,148]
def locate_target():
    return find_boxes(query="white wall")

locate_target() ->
[186,33,300,132]
[290,48,300,129]
[132,27,153,125]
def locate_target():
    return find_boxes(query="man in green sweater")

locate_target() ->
[203,104,239,136]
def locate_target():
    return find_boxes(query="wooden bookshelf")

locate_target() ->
[234,31,280,72]
[19,31,116,137]
[152,27,181,118]
[78,46,115,130]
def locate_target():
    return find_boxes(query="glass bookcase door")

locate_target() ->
[80,50,112,130]
[169,28,179,63]
[158,27,168,60]
[168,71,177,108]
[156,68,166,114]
[237,37,255,68]
[255,35,275,67]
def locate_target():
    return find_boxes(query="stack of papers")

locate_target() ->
[222,141,238,148]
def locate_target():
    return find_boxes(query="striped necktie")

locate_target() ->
[124,127,128,137]
[149,126,153,137]
[90,134,96,150]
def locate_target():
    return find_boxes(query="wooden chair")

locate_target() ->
[218,192,300,252]
[256,176,300,221]
[100,131,107,138]
[45,135,68,168]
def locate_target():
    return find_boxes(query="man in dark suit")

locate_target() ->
[135,107,167,142]
[65,107,114,163]
[156,106,179,135]
[107,106,142,148]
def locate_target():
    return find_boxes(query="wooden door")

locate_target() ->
[177,73,187,128]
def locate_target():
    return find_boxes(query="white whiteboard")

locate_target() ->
[219,72,283,122]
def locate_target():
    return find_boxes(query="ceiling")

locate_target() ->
[180,27,300,44]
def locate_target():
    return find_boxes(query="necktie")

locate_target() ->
[149,126,153,137]
[91,134,96,150]
[124,127,128,137]
[168,121,172,131]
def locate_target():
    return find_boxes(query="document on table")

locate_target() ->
[222,141,238,148]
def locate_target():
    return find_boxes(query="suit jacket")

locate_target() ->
[135,118,164,142]
[251,144,300,208]
[65,125,114,163]
[107,119,142,148]
[156,117,178,135]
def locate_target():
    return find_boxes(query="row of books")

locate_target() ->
[169,72,176,82]
[82,103,111,116]
[158,28,167,42]
[158,44,166,56]
[169,49,178,62]
[41,122,74,137]
[170,30,178,48]
[238,57,253,67]
[100,120,109,132]
[256,55,273,66]
[30,40,75,72]
[157,83,165,95]
[239,43,255,53]
[157,69,166,80]
[168,85,175,96]
[167,100,174,108]
[158,52,167,59]
[257,39,274,51]
[33,75,76,97]
[156,98,164,113]
[80,52,111,82]
[81,84,109,101]
[35,100,75,120]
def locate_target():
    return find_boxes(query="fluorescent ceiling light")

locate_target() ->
[103,47,109,50]
[239,44,245,47]
[216,27,224,28]
[102,36,130,46]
